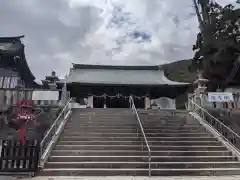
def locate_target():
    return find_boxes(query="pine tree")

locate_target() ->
[191,0,240,90]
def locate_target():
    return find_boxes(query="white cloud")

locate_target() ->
[71,0,199,65]
[217,0,239,6]
[0,0,201,81]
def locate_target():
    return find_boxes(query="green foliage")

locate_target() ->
[163,59,196,83]
[192,0,240,89]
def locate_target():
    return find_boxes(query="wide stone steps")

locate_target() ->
[70,118,201,123]
[42,168,240,176]
[62,132,209,136]
[57,140,221,146]
[68,117,191,123]
[42,108,240,176]
[63,128,205,133]
[54,144,227,151]
[45,161,240,169]
[51,150,231,156]
[60,136,217,141]
[48,155,236,162]
[65,126,201,130]
[42,166,240,175]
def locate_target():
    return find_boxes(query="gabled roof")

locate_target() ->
[0,36,24,53]
[0,35,24,41]
[66,64,189,86]
[0,36,37,85]
[73,64,160,70]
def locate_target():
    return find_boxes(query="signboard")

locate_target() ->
[32,91,59,101]
[208,92,233,102]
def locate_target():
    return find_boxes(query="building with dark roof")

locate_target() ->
[66,64,190,108]
[0,36,39,88]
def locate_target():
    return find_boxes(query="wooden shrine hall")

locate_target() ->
[66,64,190,109]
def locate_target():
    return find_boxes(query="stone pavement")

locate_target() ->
[17,176,240,180]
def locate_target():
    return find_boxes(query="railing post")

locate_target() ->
[148,152,151,177]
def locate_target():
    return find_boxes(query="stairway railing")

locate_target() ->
[129,96,151,176]
[188,99,240,159]
[39,98,72,167]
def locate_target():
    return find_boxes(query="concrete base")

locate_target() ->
[21,176,240,180]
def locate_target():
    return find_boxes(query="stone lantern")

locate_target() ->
[193,72,209,106]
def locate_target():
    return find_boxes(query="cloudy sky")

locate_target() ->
[0,0,238,81]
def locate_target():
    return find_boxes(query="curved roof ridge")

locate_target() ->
[73,63,161,71]
[0,35,24,42]
[67,64,189,86]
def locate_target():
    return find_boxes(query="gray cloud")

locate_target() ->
[0,0,102,81]
[0,0,214,82]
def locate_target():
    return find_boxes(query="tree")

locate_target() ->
[191,0,240,90]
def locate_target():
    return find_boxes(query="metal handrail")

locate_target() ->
[40,98,72,166]
[189,99,240,154]
[129,96,151,176]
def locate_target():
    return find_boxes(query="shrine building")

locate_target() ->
[65,64,190,109]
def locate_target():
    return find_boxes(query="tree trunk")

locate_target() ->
[193,0,204,31]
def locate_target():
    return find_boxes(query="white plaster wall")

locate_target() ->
[145,97,151,109]
[0,76,19,88]
[151,97,176,109]
[87,96,93,108]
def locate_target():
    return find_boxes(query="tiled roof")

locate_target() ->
[66,64,189,86]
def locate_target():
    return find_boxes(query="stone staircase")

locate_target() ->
[42,108,240,176]
[139,109,240,175]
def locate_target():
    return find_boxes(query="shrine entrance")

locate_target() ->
[106,97,129,108]
[92,96,145,108]
[93,96,130,108]
[133,97,145,109]
[93,97,105,108]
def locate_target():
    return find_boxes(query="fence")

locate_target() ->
[40,98,72,167]
[0,139,40,176]
[188,92,240,110]
[0,88,63,112]
[188,99,240,159]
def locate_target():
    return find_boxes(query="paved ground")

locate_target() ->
[16,176,240,180]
